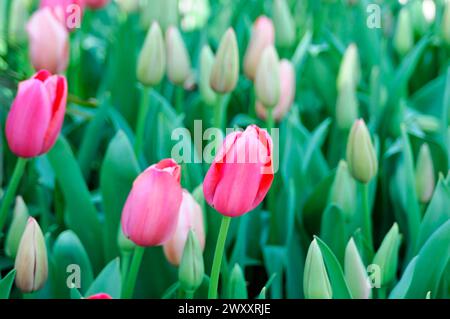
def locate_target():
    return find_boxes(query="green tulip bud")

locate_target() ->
[415,115,441,133]
[272,0,296,48]
[8,0,31,45]
[228,264,248,299]
[346,119,378,184]
[5,196,29,259]
[117,225,135,253]
[336,83,359,130]
[394,8,414,56]
[442,0,450,45]
[373,223,402,287]
[415,143,435,204]
[345,238,372,299]
[209,28,239,94]
[15,217,48,293]
[303,239,332,299]
[137,22,166,86]
[178,230,204,294]
[329,160,357,221]
[255,46,280,109]
[166,26,191,86]
[199,45,217,106]
[337,44,360,91]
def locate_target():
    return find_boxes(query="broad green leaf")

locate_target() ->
[86,258,121,299]
[320,204,347,264]
[0,269,15,299]
[262,246,285,299]
[389,256,417,299]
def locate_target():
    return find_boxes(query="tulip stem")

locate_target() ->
[135,87,151,157]
[361,183,374,250]
[208,215,231,299]
[122,246,145,299]
[214,94,226,131]
[176,86,184,114]
[185,290,194,299]
[0,157,27,232]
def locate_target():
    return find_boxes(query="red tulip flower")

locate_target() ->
[121,159,183,246]
[203,125,274,217]
[5,70,67,158]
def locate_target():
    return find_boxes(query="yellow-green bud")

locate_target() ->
[373,223,402,287]
[137,22,166,86]
[394,8,414,56]
[255,46,280,109]
[5,196,29,259]
[337,44,360,91]
[166,26,191,86]
[117,225,135,253]
[346,119,378,184]
[272,0,296,48]
[199,45,217,106]
[415,143,435,204]
[15,217,48,293]
[329,160,357,221]
[303,239,332,299]
[442,0,450,45]
[178,230,204,293]
[209,28,239,94]
[336,83,359,130]
[345,238,372,299]
[228,264,248,299]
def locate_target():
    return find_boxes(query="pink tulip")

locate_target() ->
[27,8,69,74]
[86,293,112,299]
[203,125,274,217]
[256,59,296,122]
[163,190,205,265]
[40,0,84,30]
[84,0,110,9]
[5,70,68,158]
[121,159,183,246]
[244,16,275,80]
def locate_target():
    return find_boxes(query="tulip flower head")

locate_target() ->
[137,22,166,86]
[86,293,113,299]
[415,143,435,204]
[255,46,280,109]
[6,70,68,158]
[163,190,205,265]
[121,159,183,246]
[178,230,205,293]
[166,26,191,86]
[203,125,274,217]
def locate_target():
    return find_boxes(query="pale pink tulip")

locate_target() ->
[256,59,296,122]
[121,159,183,246]
[27,8,69,74]
[5,70,68,158]
[163,190,205,265]
[40,0,84,30]
[203,125,274,217]
[244,16,275,80]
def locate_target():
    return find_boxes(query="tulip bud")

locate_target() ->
[115,0,139,13]
[84,0,110,9]
[337,44,360,91]
[117,225,135,253]
[336,83,359,130]
[394,8,414,56]
[5,196,30,259]
[346,119,378,184]
[86,293,113,299]
[178,230,204,293]
[210,28,239,94]
[442,0,450,45]
[255,46,280,109]
[255,59,295,122]
[345,238,371,299]
[373,223,402,287]
[415,143,435,204]
[166,26,191,85]
[160,0,179,30]
[8,0,31,45]
[329,161,357,221]
[27,8,70,74]
[164,190,205,265]
[243,16,275,80]
[15,217,48,293]
[121,159,183,246]
[272,0,296,48]
[303,239,332,299]
[228,264,248,299]
[203,125,274,217]
[6,70,68,158]
[137,22,166,86]
[199,45,218,106]
[409,0,428,37]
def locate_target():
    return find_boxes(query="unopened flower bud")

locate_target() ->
[346,119,378,184]
[394,8,414,56]
[272,0,296,48]
[199,45,218,106]
[336,83,359,130]
[415,143,435,203]
[137,22,166,86]
[228,264,248,299]
[329,161,356,221]
[442,0,450,45]
[15,217,48,293]
[210,28,239,94]
[303,239,332,299]
[5,196,30,259]
[166,26,191,85]
[345,238,372,299]
[337,44,360,91]
[178,230,204,293]
[255,46,280,109]
[373,223,402,287]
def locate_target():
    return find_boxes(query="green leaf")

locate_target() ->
[262,246,285,299]
[70,288,83,299]
[0,269,16,299]
[46,137,103,272]
[320,204,347,264]
[389,256,417,299]
[86,258,122,299]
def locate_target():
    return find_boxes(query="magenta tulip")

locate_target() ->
[86,293,112,299]
[163,190,205,265]
[84,0,110,9]
[203,125,274,217]
[121,159,183,246]
[5,70,68,158]
[27,8,69,73]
